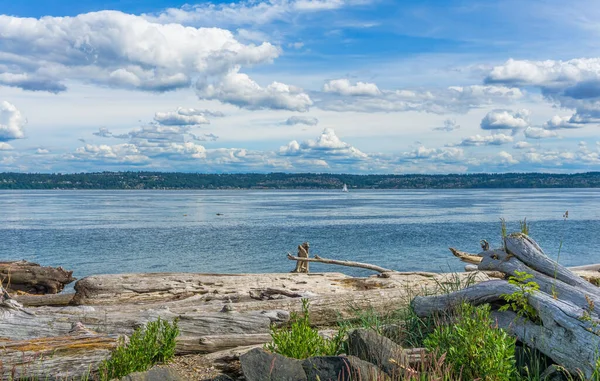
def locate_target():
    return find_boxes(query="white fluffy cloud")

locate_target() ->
[402,146,464,162]
[279,128,367,160]
[323,79,381,96]
[433,119,460,132]
[0,101,26,141]
[197,67,312,111]
[456,133,513,146]
[524,127,559,139]
[317,85,523,114]
[497,151,518,165]
[513,141,533,149]
[0,11,280,93]
[0,142,13,150]
[71,144,150,164]
[480,109,530,131]
[543,115,583,129]
[154,108,211,126]
[486,58,600,125]
[285,116,319,126]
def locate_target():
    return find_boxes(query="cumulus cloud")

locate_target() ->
[36,148,50,154]
[0,11,280,93]
[455,133,513,146]
[323,79,381,96]
[524,127,559,139]
[196,67,312,111]
[154,108,211,126]
[0,101,26,141]
[480,109,530,131]
[486,58,600,126]
[71,144,150,164]
[402,146,464,162]
[0,142,13,150]
[497,151,518,165]
[433,119,460,132]
[279,128,367,161]
[543,115,584,129]
[285,116,319,126]
[317,85,523,114]
[513,141,533,149]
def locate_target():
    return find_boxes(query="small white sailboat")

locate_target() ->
[342,184,348,192]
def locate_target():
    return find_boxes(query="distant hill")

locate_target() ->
[1,172,600,189]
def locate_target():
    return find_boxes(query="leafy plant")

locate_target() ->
[500,271,540,323]
[424,302,517,381]
[98,317,179,381]
[265,299,346,359]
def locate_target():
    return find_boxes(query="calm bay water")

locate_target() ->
[1,189,599,281]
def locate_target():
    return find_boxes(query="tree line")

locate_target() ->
[1,171,600,189]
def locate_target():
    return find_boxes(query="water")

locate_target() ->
[1,189,599,282]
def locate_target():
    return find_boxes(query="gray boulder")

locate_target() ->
[118,367,183,381]
[302,356,390,381]
[346,328,406,375]
[240,348,307,381]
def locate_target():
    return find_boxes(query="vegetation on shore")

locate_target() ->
[2,171,600,189]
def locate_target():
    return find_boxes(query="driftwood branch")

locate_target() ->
[287,253,396,274]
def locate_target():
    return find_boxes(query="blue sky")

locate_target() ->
[1,0,600,173]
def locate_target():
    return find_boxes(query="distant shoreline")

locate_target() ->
[2,171,600,190]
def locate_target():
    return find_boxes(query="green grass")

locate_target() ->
[97,317,179,381]
[265,299,346,359]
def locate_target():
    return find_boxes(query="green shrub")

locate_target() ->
[265,299,346,359]
[424,302,516,381]
[98,317,179,381]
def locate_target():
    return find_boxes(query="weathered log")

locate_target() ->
[73,272,353,305]
[504,234,598,293]
[177,329,338,355]
[0,325,119,380]
[287,253,396,274]
[451,245,600,286]
[0,260,75,294]
[14,292,75,307]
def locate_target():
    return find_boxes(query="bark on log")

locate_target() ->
[0,328,119,380]
[415,234,600,378]
[0,260,75,294]
[287,253,396,274]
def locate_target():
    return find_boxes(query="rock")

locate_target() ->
[302,356,389,381]
[118,367,184,381]
[211,375,235,381]
[346,328,405,376]
[240,348,307,381]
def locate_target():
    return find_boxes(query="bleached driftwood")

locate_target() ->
[0,270,488,379]
[287,253,396,274]
[0,260,75,294]
[0,324,119,380]
[415,234,600,378]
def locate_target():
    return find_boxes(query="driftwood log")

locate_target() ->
[0,271,488,379]
[287,253,396,274]
[0,260,75,294]
[450,246,600,285]
[415,234,600,378]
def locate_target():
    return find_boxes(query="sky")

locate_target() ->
[1,0,600,173]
